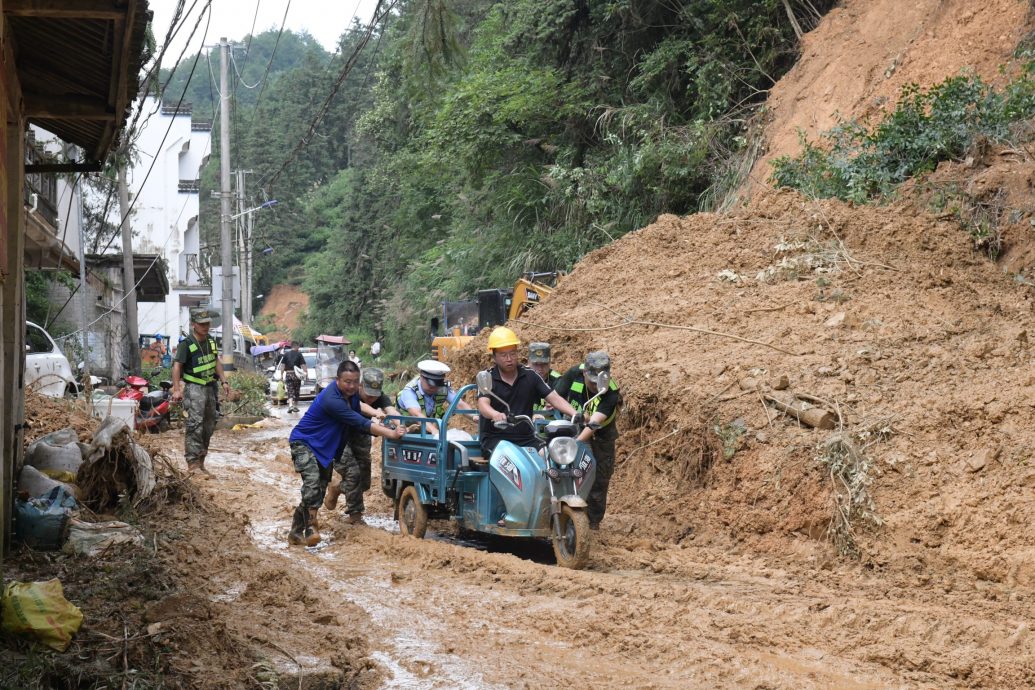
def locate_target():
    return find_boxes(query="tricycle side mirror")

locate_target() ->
[476,370,493,395]
[594,371,610,391]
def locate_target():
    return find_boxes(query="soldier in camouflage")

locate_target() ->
[171,308,229,478]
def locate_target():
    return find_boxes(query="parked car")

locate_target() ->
[25,321,76,398]
[299,350,318,399]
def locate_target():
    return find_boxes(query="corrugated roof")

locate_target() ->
[6,0,150,161]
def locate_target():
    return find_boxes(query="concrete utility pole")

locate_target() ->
[218,38,235,370]
[118,161,140,373]
[234,169,253,324]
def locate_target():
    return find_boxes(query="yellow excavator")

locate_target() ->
[431,272,562,362]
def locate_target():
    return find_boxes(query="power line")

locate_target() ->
[251,0,293,113]
[262,0,396,193]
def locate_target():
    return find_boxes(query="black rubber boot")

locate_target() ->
[287,506,306,545]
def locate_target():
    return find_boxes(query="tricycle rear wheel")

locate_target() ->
[553,505,591,569]
[397,485,428,539]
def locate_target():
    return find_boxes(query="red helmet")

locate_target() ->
[126,375,148,387]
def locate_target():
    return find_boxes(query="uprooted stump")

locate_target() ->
[75,417,156,512]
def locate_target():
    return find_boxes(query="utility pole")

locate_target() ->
[118,161,140,373]
[218,38,235,370]
[234,169,253,324]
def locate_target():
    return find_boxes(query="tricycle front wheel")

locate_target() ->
[553,505,591,569]
[397,485,428,539]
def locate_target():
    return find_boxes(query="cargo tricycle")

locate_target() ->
[380,370,611,569]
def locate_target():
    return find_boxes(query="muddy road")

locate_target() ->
[177,410,1032,690]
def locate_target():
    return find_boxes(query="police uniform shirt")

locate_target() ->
[478,365,553,449]
[554,365,620,424]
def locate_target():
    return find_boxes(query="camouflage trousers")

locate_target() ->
[290,441,332,509]
[183,383,218,468]
[587,422,619,526]
[333,434,371,514]
[284,373,301,401]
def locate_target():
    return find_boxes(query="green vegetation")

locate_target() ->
[172,1,834,357]
[772,67,1035,203]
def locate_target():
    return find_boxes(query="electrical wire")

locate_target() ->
[57,4,214,340]
[251,0,293,113]
[262,0,396,192]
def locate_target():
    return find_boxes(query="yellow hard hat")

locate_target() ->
[486,326,520,352]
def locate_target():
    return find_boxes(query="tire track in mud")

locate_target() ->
[202,422,1032,688]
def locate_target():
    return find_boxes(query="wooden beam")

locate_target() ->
[25,161,103,173]
[3,0,123,19]
[23,92,115,119]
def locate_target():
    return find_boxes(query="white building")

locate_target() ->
[126,96,213,340]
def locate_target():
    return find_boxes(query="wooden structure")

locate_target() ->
[0,0,150,566]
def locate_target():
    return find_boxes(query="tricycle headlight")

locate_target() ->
[548,437,578,466]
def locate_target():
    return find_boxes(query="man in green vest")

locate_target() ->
[528,341,561,416]
[553,351,621,529]
[172,308,230,477]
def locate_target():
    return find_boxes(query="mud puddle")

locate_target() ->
[209,446,506,689]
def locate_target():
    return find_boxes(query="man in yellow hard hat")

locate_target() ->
[477,326,579,459]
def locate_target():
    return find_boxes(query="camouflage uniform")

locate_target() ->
[334,435,372,514]
[290,441,332,508]
[284,372,302,402]
[183,383,218,468]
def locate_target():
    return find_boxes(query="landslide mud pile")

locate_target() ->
[456,189,1035,587]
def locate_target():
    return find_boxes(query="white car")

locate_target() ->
[299,351,318,399]
[25,321,77,397]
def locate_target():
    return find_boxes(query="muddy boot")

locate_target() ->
[287,506,306,545]
[305,508,321,546]
[323,481,342,510]
[346,512,366,526]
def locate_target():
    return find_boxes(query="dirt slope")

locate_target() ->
[257,283,309,340]
[746,0,1033,193]
[455,188,1035,599]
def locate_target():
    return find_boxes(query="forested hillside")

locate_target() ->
[179,1,836,354]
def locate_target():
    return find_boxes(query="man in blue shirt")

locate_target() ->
[288,360,405,546]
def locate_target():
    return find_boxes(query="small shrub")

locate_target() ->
[226,372,269,417]
[772,69,1035,203]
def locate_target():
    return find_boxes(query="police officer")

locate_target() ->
[554,351,621,529]
[528,342,561,416]
[397,360,471,435]
[288,361,406,546]
[324,367,401,524]
[171,308,229,477]
[478,328,578,459]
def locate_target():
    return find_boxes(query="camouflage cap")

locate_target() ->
[528,342,551,363]
[361,367,385,397]
[189,307,214,324]
[584,350,611,372]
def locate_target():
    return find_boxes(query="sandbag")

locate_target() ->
[14,486,76,550]
[63,519,144,557]
[26,428,83,482]
[1,579,83,651]
[17,465,77,500]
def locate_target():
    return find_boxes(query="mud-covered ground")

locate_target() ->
[167,407,1031,690]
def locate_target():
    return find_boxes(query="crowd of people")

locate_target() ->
[170,312,620,546]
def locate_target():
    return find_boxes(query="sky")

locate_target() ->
[148,0,381,68]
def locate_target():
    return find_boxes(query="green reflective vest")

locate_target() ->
[182,336,218,386]
[533,370,561,412]
[397,376,449,418]
[569,365,620,426]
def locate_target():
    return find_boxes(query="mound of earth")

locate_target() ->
[454,188,1035,592]
[745,0,1033,195]
[257,283,309,340]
